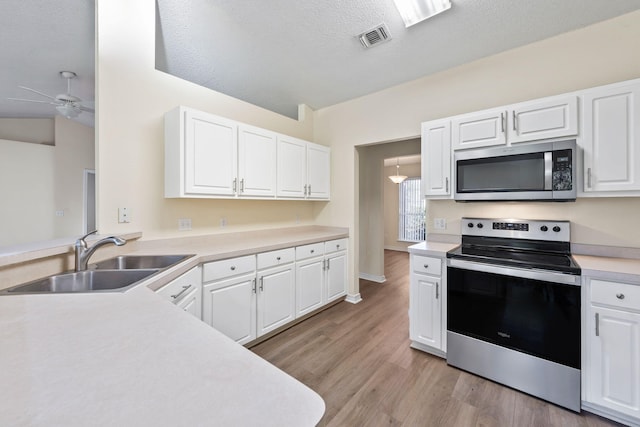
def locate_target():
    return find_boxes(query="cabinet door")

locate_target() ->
[295,257,324,317]
[306,143,330,199]
[451,108,506,150]
[257,264,296,336]
[508,95,578,144]
[588,305,640,419]
[202,274,256,345]
[176,288,201,319]
[582,82,640,193]
[422,119,452,198]
[238,125,277,197]
[184,109,238,196]
[409,272,442,350]
[326,251,347,303]
[276,136,307,198]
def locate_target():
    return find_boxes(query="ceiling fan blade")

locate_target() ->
[18,85,57,100]
[7,97,58,105]
[79,105,95,113]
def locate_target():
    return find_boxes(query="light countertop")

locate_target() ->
[574,254,640,284]
[408,241,459,257]
[0,226,348,426]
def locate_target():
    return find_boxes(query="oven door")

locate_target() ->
[447,258,581,369]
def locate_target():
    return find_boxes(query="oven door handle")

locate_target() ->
[448,258,581,286]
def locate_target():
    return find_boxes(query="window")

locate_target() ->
[398,177,425,242]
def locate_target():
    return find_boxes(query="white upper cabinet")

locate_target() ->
[507,95,578,144]
[422,119,452,198]
[451,95,578,151]
[581,80,640,194]
[451,108,506,150]
[238,125,277,197]
[165,106,329,200]
[277,136,331,200]
[306,143,330,199]
[277,136,307,198]
[165,107,238,197]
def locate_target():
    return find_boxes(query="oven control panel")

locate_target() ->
[462,218,570,242]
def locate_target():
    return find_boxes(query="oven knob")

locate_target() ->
[468,222,474,228]
[540,225,548,232]
[477,223,483,229]
[553,226,561,232]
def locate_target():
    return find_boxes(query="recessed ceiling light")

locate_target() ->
[393,0,452,28]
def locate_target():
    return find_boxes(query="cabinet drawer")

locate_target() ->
[412,255,442,276]
[203,255,255,282]
[296,242,324,260]
[591,279,640,311]
[325,238,348,254]
[257,247,295,270]
[156,266,201,303]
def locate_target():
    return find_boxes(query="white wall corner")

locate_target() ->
[345,293,363,304]
[359,272,386,283]
[297,104,313,122]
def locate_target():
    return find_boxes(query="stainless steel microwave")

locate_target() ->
[454,139,577,201]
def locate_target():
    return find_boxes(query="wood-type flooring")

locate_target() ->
[251,250,622,427]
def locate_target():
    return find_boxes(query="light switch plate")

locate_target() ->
[118,207,130,223]
[434,218,446,230]
[178,218,192,231]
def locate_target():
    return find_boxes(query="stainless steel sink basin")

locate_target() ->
[91,254,192,270]
[3,269,159,294]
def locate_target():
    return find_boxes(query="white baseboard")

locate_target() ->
[359,272,386,283]
[345,293,362,304]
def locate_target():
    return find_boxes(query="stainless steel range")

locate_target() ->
[446,218,581,412]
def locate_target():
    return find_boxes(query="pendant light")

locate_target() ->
[388,158,407,184]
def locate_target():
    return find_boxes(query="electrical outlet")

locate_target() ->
[220,217,227,228]
[55,210,65,217]
[178,218,192,231]
[118,207,130,223]
[434,218,446,230]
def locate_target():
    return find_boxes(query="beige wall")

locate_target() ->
[96,1,323,242]
[315,11,640,295]
[0,118,54,145]
[0,117,93,247]
[384,162,422,253]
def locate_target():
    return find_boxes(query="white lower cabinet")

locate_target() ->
[584,277,640,425]
[155,266,202,320]
[409,252,446,357]
[256,249,296,336]
[202,256,257,345]
[201,240,347,345]
[295,239,348,317]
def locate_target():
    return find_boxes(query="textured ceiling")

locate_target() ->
[156,0,640,119]
[0,0,94,127]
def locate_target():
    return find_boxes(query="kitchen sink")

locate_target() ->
[91,254,192,270]
[3,269,159,294]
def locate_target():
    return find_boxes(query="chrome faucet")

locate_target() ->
[75,230,127,271]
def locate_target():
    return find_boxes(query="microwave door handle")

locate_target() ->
[544,152,553,190]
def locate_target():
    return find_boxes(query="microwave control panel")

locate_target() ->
[552,149,573,191]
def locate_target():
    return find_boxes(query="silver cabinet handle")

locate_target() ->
[587,168,592,189]
[436,282,439,299]
[501,111,505,133]
[310,249,314,254]
[423,264,429,269]
[304,184,308,196]
[240,178,245,193]
[259,276,264,292]
[252,278,257,294]
[232,178,237,193]
[512,110,517,131]
[336,244,340,249]
[327,258,331,270]
[445,177,449,193]
[308,185,311,195]
[595,313,600,337]
[230,266,236,271]
[171,284,192,300]
[616,293,625,300]
[276,256,281,261]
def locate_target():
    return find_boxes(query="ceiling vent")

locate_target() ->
[358,23,392,49]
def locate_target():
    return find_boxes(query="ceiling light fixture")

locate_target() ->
[56,103,81,119]
[393,0,452,28]
[389,158,408,184]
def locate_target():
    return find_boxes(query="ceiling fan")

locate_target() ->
[8,71,94,119]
